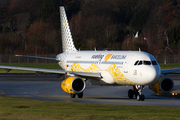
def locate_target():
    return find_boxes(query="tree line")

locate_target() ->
[0,0,180,55]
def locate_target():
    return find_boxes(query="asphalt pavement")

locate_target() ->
[0,74,179,106]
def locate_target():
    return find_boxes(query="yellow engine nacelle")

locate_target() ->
[61,77,86,94]
[149,77,174,94]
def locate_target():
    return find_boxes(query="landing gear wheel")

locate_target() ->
[137,95,140,101]
[128,89,134,98]
[128,85,145,101]
[134,89,139,98]
[140,95,145,101]
[136,95,145,101]
[77,92,83,98]
[70,94,76,98]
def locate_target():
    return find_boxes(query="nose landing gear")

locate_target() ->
[128,85,145,101]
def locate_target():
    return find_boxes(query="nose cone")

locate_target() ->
[146,66,161,84]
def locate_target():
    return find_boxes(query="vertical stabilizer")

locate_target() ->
[60,6,77,52]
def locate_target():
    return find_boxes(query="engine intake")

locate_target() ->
[61,77,86,94]
[149,77,174,94]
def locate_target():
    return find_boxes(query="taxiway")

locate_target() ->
[0,74,179,106]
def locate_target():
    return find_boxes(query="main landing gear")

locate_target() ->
[128,85,145,101]
[70,92,83,98]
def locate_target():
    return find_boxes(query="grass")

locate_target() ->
[0,96,180,120]
[0,63,180,73]
[159,63,180,69]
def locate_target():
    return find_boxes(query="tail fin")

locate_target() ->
[60,6,77,52]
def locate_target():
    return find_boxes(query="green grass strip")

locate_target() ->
[0,96,180,120]
[159,63,180,69]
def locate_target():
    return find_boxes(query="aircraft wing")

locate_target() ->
[0,65,65,74]
[161,68,180,74]
[0,65,102,79]
[16,55,58,61]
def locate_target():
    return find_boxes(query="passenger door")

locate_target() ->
[124,55,132,73]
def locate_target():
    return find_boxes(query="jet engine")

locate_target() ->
[61,77,86,94]
[149,77,174,94]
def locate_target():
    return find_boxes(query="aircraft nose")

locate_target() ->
[146,67,160,84]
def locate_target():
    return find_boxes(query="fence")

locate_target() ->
[0,54,180,64]
[153,54,180,64]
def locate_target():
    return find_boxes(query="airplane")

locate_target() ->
[0,6,179,101]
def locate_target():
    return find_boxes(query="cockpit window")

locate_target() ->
[134,60,152,66]
[134,60,158,66]
[152,61,157,65]
[138,61,142,65]
[134,61,139,65]
[144,61,151,65]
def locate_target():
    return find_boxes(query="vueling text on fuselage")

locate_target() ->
[91,54,127,60]
[91,54,104,60]
[111,55,127,59]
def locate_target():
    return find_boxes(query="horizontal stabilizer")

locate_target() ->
[16,55,58,61]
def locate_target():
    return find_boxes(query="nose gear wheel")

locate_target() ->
[128,85,145,101]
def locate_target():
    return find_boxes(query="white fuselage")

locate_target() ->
[56,51,161,86]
